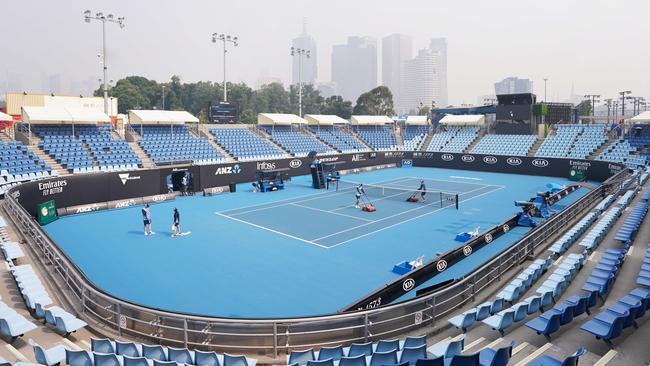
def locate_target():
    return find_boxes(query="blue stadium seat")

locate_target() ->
[527,347,584,366]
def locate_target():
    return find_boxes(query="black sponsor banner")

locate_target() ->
[411,152,625,182]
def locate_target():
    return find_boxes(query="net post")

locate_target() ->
[456,194,459,210]
[439,192,443,208]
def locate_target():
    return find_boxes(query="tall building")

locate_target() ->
[429,38,448,107]
[382,34,412,113]
[291,22,317,86]
[331,36,377,102]
[494,77,532,95]
[401,49,442,114]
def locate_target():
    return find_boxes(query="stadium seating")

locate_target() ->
[402,125,430,151]
[29,339,66,366]
[353,125,398,150]
[136,125,226,165]
[307,125,369,153]
[262,126,335,156]
[536,124,607,159]
[77,125,141,171]
[547,213,597,254]
[0,140,53,195]
[427,126,480,153]
[598,139,647,169]
[527,347,584,366]
[211,127,286,161]
[470,134,537,156]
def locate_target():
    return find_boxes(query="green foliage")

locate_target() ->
[353,86,395,116]
[577,100,592,116]
[98,76,356,121]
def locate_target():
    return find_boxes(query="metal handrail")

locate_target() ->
[2,168,628,358]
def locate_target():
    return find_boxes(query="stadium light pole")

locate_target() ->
[84,10,124,115]
[291,47,310,117]
[619,90,631,117]
[584,94,600,119]
[162,85,165,110]
[543,78,548,102]
[212,33,238,103]
[603,98,612,124]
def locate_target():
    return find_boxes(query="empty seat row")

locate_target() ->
[427,126,480,153]
[353,126,397,151]
[470,135,537,156]
[494,257,552,303]
[613,202,648,242]
[210,127,286,160]
[577,206,623,250]
[636,244,650,287]
[548,213,597,254]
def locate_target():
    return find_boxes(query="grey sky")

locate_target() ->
[2,0,649,105]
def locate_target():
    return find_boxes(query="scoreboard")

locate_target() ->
[208,102,238,123]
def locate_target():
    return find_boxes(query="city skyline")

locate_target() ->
[1,0,649,106]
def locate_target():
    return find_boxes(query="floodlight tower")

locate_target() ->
[291,47,310,117]
[212,33,238,102]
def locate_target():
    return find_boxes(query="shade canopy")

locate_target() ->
[350,115,394,125]
[304,114,348,125]
[631,111,650,123]
[22,106,110,124]
[439,114,485,125]
[257,113,307,125]
[405,115,429,125]
[128,110,198,124]
[0,112,12,122]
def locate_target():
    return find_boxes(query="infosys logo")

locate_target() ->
[118,173,141,185]
[532,159,549,167]
[256,161,276,170]
[507,157,522,166]
[461,155,475,162]
[214,164,241,175]
[289,159,302,168]
[483,156,498,164]
[441,154,454,161]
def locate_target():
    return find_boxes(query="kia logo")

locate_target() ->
[507,157,522,166]
[461,155,475,163]
[462,245,473,256]
[485,233,493,243]
[402,278,415,291]
[436,260,448,272]
[441,154,454,161]
[289,159,302,168]
[532,159,549,167]
[483,156,497,164]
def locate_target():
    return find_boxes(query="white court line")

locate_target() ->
[450,175,483,181]
[215,212,329,249]
[289,203,374,222]
[326,186,505,248]
[221,177,413,216]
[405,176,502,188]
[314,184,498,242]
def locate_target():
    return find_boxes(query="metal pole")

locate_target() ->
[162,85,165,110]
[223,38,228,102]
[102,20,108,114]
[543,78,547,102]
[298,53,303,117]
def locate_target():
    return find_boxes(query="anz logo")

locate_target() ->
[215,164,241,175]
[441,154,454,161]
[483,156,498,164]
[532,159,549,168]
[461,155,475,163]
[506,157,522,166]
[402,278,415,292]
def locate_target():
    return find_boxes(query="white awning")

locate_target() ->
[21,106,111,124]
[350,115,394,125]
[304,114,348,125]
[128,110,199,124]
[405,115,429,125]
[631,111,650,123]
[439,114,485,126]
[0,112,12,122]
[257,113,307,125]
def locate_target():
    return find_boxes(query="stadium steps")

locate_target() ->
[419,129,435,151]
[462,128,486,154]
[395,126,404,147]
[301,126,342,153]
[528,138,544,157]
[202,133,236,162]
[341,125,373,150]
[128,141,156,168]
[589,135,618,160]
[24,135,68,175]
[251,126,292,155]
[0,130,13,144]
[124,126,141,142]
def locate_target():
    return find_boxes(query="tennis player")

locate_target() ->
[418,180,428,202]
[171,208,180,237]
[355,184,366,208]
[142,204,153,236]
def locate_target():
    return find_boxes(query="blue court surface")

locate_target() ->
[44,167,590,318]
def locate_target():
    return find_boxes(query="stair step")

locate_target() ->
[129,142,156,168]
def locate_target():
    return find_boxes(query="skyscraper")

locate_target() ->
[331,36,377,102]
[428,38,448,107]
[494,77,532,95]
[291,22,317,86]
[401,49,441,114]
[382,34,412,113]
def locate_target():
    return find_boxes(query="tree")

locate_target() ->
[353,86,395,116]
[289,84,324,115]
[321,95,353,119]
[239,108,256,124]
[418,105,430,116]
[577,100,592,117]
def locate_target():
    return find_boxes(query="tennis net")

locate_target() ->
[332,179,459,209]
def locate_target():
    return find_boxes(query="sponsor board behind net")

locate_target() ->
[531,158,549,167]
[461,155,475,162]
[214,164,241,175]
[506,157,522,166]
[441,154,454,161]
[289,159,302,168]
[483,156,497,164]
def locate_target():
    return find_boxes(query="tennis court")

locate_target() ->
[43,166,590,317]
[217,177,503,248]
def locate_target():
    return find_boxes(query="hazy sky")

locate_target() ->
[2,0,649,105]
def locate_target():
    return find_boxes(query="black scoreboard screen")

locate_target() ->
[209,102,238,123]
